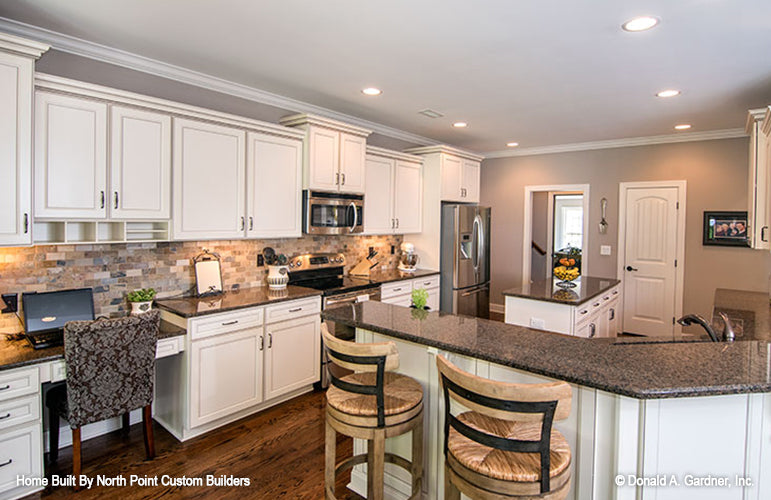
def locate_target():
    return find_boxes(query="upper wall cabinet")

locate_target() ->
[280,114,371,194]
[247,132,303,238]
[34,92,108,219]
[364,147,423,234]
[405,145,483,204]
[0,34,47,247]
[110,106,171,219]
[747,108,771,250]
[173,118,246,240]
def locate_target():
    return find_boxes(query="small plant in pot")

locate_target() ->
[410,288,430,320]
[127,288,156,315]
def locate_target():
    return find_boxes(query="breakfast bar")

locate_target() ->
[322,301,771,500]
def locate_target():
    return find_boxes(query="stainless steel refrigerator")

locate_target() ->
[440,204,491,318]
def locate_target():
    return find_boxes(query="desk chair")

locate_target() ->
[436,355,572,500]
[46,310,160,489]
[321,324,424,500]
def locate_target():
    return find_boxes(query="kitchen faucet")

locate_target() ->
[677,314,719,342]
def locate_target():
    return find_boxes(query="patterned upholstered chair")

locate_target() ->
[436,355,573,500]
[46,310,160,488]
[321,323,424,500]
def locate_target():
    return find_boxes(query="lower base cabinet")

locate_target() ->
[380,275,440,310]
[264,314,320,400]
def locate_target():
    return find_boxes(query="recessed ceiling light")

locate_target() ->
[656,89,680,98]
[453,122,468,128]
[361,87,382,96]
[674,124,692,130]
[622,16,660,32]
[506,142,519,147]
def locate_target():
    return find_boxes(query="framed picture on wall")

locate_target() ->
[703,211,750,247]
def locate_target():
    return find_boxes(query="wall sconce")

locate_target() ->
[599,198,609,234]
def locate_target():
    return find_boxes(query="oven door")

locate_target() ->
[304,192,363,235]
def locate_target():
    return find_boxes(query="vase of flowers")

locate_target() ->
[127,288,156,315]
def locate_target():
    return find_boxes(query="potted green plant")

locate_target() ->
[127,288,156,315]
[410,288,430,320]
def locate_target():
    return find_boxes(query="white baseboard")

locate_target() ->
[489,303,504,314]
[44,409,143,452]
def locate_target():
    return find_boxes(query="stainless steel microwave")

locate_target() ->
[303,191,364,235]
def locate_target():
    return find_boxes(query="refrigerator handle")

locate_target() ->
[472,216,480,272]
[476,214,485,276]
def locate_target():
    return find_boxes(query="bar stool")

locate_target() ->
[436,355,572,500]
[321,324,424,500]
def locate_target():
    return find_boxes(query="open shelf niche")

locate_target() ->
[33,220,170,244]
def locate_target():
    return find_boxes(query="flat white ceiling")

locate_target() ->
[1,0,770,154]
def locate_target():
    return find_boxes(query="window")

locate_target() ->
[553,194,583,251]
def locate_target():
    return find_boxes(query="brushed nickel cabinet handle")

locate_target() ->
[23,213,28,234]
[114,192,119,209]
[0,384,10,391]
[336,172,340,185]
[259,335,264,351]
[249,217,254,230]
[240,217,245,230]
[221,320,239,326]
[100,191,105,209]
[0,459,12,468]
[341,173,346,185]
[268,333,273,348]
[289,307,302,313]
[589,324,596,338]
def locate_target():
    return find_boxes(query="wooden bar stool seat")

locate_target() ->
[437,355,573,500]
[322,324,424,500]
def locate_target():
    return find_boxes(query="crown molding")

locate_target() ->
[0,31,48,58]
[0,16,440,147]
[279,113,372,137]
[404,144,484,161]
[483,128,748,159]
[366,145,424,163]
[746,107,769,133]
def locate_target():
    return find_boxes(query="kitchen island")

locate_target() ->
[322,301,771,500]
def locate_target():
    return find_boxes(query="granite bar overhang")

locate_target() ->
[322,301,771,399]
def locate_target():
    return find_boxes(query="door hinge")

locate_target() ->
[676,202,680,209]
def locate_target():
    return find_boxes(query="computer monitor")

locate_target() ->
[22,288,95,336]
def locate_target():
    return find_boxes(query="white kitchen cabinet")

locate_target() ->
[263,314,321,400]
[462,158,481,203]
[440,154,463,202]
[0,50,35,246]
[172,118,246,240]
[247,132,303,238]
[416,150,479,203]
[380,275,441,310]
[364,147,423,234]
[110,105,171,219]
[34,92,108,219]
[747,108,771,250]
[280,114,371,194]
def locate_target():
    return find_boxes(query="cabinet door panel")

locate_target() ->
[264,315,320,400]
[462,159,480,203]
[0,53,32,245]
[173,118,245,240]
[364,155,394,234]
[35,92,107,218]
[247,133,302,238]
[339,133,366,193]
[394,160,422,234]
[308,126,339,191]
[189,327,263,427]
[110,106,171,219]
[0,423,42,493]
[440,154,462,202]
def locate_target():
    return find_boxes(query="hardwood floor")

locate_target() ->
[27,389,361,499]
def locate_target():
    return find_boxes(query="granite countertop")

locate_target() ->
[0,320,185,372]
[155,285,322,318]
[502,276,620,306]
[712,288,771,341]
[367,268,439,284]
[322,301,771,399]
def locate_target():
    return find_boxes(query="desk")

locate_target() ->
[0,323,185,500]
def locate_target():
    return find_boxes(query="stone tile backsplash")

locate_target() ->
[0,234,403,331]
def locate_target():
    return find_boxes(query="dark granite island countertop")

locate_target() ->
[502,276,620,305]
[322,301,771,399]
[155,285,322,318]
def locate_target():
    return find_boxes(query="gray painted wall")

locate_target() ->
[481,137,771,321]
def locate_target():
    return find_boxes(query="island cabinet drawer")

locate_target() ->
[190,307,264,341]
[413,275,440,290]
[0,394,39,432]
[0,422,41,492]
[600,285,620,303]
[265,297,321,325]
[0,367,39,403]
[381,281,412,299]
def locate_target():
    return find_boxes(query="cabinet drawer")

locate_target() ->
[50,361,66,383]
[0,422,42,492]
[265,297,321,325]
[156,336,184,358]
[381,281,412,299]
[0,367,38,402]
[190,307,264,340]
[0,394,39,432]
[413,275,440,290]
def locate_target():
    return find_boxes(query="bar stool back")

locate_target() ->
[437,355,572,500]
[322,324,424,500]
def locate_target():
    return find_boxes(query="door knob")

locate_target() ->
[626,265,638,272]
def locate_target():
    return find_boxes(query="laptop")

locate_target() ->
[21,288,95,349]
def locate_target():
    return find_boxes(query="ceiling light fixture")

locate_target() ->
[674,124,692,130]
[622,16,660,32]
[453,122,468,128]
[656,89,680,98]
[361,87,382,96]
[506,142,519,147]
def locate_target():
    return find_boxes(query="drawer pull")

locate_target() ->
[0,384,10,391]
[0,413,10,420]
[268,333,273,348]
[392,287,402,292]
[613,290,619,295]
[593,302,600,307]
[580,310,588,315]
[603,296,610,301]
[423,282,432,286]
[0,459,11,468]
[288,307,303,313]
[221,320,239,326]
[259,335,264,351]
